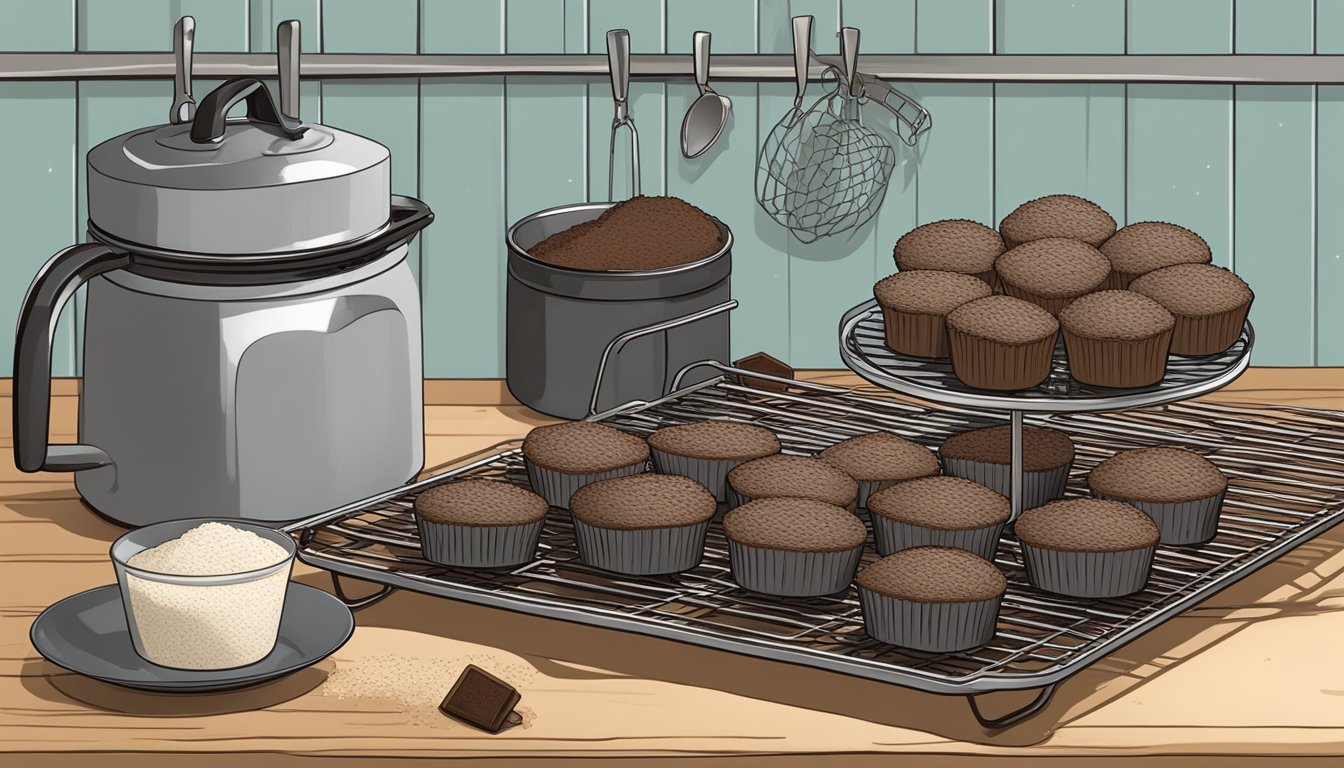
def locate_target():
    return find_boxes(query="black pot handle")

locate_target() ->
[190,77,306,144]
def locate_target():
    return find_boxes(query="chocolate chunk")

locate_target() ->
[732,352,794,393]
[439,665,522,733]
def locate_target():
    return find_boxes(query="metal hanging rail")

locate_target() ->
[1,52,1343,84]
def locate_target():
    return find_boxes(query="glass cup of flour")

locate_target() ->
[110,519,297,670]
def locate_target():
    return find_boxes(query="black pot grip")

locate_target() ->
[190,77,307,144]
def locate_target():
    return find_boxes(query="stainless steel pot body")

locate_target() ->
[506,203,733,419]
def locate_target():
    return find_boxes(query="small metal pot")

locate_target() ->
[506,203,734,419]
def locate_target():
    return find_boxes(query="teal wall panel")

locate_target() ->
[667,0,758,52]
[995,0,1124,54]
[321,0,418,53]
[1127,0,1231,54]
[916,0,991,53]
[250,0,322,53]
[0,0,74,51]
[1320,0,1344,54]
[1320,11,1344,363]
[1234,0,1313,54]
[78,0,248,51]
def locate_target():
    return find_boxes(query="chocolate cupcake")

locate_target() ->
[867,476,1010,559]
[999,194,1117,249]
[947,296,1059,391]
[726,455,859,511]
[414,480,549,568]
[648,420,781,502]
[569,474,716,575]
[1129,263,1253,356]
[874,271,994,358]
[892,219,1004,287]
[1099,221,1212,290]
[723,498,867,596]
[995,237,1112,316]
[818,432,941,511]
[522,421,648,509]
[939,425,1076,515]
[1015,499,1160,598]
[1060,291,1175,388]
[1088,447,1227,546]
[857,547,1006,652]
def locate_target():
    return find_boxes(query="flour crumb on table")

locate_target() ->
[320,652,536,728]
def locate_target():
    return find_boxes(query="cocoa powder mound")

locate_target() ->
[528,196,724,271]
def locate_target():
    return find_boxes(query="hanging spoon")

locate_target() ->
[680,31,731,159]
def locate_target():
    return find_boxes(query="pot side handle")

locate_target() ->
[14,243,130,472]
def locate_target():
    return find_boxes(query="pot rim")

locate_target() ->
[506,201,734,277]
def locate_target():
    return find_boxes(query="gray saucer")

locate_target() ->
[31,583,354,692]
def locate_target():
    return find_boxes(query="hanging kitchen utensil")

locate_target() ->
[276,18,301,121]
[681,31,731,159]
[606,29,640,200]
[169,16,195,124]
[756,15,813,219]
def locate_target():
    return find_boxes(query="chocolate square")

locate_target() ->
[439,665,521,733]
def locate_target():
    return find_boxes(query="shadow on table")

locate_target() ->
[295,527,1344,748]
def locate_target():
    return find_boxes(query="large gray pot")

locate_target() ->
[506,203,734,419]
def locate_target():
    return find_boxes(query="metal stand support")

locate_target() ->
[966,684,1058,730]
[329,572,394,610]
[1010,409,1024,521]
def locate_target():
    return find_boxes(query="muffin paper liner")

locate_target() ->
[1094,490,1225,546]
[1104,270,1140,291]
[417,518,545,568]
[858,590,1002,652]
[1021,543,1156,598]
[1062,329,1173,388]
[871,518,1006,560]
[524,460,647,509]
[947,327,1056,391]
[879,305,952,359]
[650,449,746,503]
[572,518,710,575]
[1167,305,1250,357]
[856,478,902,513]
[727,541,864,597]
[1000,282,1085,317]
[942,458,1072,519]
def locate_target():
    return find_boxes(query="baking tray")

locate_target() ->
[291,367,1344,727]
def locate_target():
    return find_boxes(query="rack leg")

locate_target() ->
[966,684,1057,730]
[329,572,395,610]
[1010,410,1024,522]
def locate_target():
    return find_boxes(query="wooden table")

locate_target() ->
[3,370,1344,766]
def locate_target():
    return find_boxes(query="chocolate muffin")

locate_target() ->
[569,474,716,575]
[1060,291,1175,388]
[867,476,1010,559]
[1089,447,1228,546]
[818,432,941,511]
[1100,221,1212,290]
[892,219,1004,287]
[522,421,649,509]
[857,547,1006,652]
[528,196,724,271]
[939,425,1076,515]
[1015,499,1160,598]
[649,420,781,502]
[726,455,860,511]
[1129,263,1253,356]
[414,480,550,568]
[995,237,1112,316]
[946,296,1059,391]
[999,194,1117,249]
[723,498,868,596]
[874,271,995,358]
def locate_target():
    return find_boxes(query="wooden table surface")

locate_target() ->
[3,370,1344,766]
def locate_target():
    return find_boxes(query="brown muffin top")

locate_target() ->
[868,476,1010,530]
[648,420,781,462]
[570,474,716,530]
[723,497,868,553]
[523,421,649,473]
[527,196,724,271]
[1100,221,1212,277]
[873,270,994,316]
[1129,263,1254,316]
[946,295,1060,345]
[857,547,1007,603]
[1088,447,1228,503]
[728,455,859,509]
[999,194,1117,248]
[940,425,1075,472]
[415,480,550,527]
[1015,499,1161,552]
[1059,290,1175,341]
[892,219,1005,276]
[995,238,1111,298]
[818,432,941,483]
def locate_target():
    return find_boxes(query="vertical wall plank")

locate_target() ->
[420,1,506,378]
[916,0,991,54]
[667,0,756,52]
[322,0,418,53]
[0,0,73,50]
[250,0,322,53]
[588,0,666,201]
[1320,0,1344,53]
[1234,1,1315,364]
[1320,10,1344,363]
[994,0,1124,54]
[1126,1,1233,275]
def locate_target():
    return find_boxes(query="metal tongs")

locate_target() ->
[606,29,640,200]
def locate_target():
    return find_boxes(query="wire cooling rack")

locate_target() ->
[292,369,1344,728]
